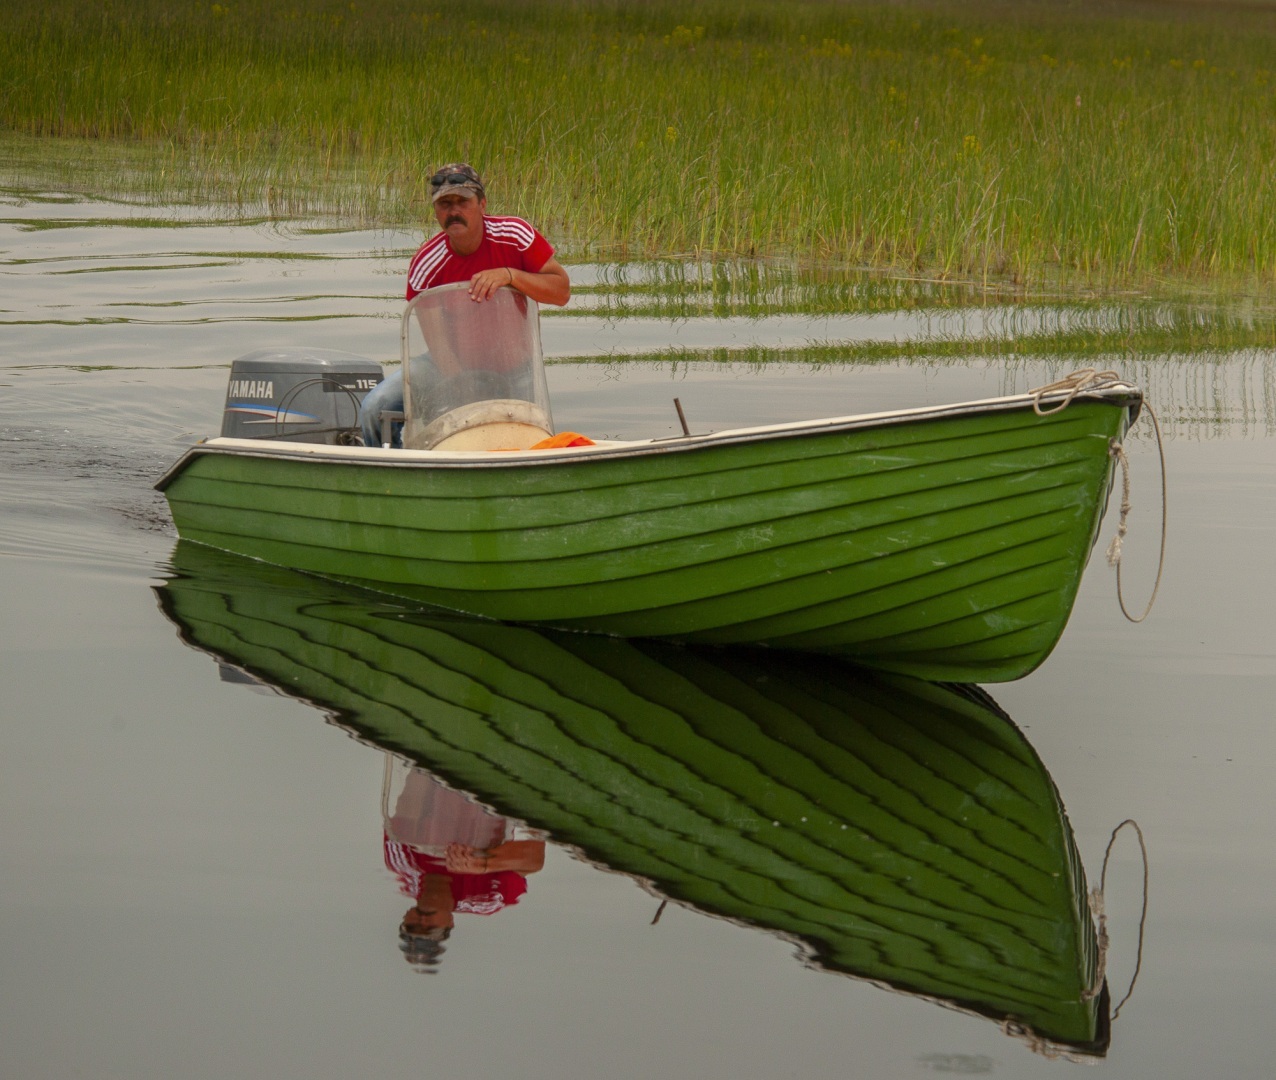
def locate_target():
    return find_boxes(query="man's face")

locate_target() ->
[433,192,485,250]
[402,904,455,932]
[402,873,456,932]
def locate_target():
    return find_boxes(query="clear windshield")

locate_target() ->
[399,282,552,450]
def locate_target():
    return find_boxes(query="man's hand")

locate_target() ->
[468,266,515,302]
[444,843,490,873]
[468,258,571,306]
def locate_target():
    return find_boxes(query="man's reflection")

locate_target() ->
[382,757,545,971]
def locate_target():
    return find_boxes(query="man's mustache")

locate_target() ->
[445,215,466,226]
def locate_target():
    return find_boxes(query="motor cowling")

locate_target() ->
[221,349,383,444]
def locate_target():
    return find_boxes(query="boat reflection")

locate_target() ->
[157,540,1110,1058]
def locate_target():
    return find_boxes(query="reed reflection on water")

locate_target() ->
[6,193,1276,444]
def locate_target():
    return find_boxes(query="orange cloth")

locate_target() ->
[529,432,595,449]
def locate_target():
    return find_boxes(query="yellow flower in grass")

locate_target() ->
[665,25,704,47]
[812,38,853,59]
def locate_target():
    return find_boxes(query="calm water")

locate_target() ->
[3,191,1276,1079]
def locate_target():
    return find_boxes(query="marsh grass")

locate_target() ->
[5,0,1276,286]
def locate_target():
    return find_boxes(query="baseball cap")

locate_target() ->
[430,163,485,202]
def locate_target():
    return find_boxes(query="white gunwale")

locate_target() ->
[155,382,1140,490]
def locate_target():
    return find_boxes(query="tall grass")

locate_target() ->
[4,0,1276,286]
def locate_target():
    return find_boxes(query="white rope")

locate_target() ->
[1001,818,1150,1062]
[1029,369,1167,623]
[1106,402,1168,623]
[999,1019,1069,1061]
[1082,820,1149,1021]
[1030,368,1124,415]
[1081,883,1109,1003]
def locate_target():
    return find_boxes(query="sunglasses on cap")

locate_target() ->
[430,170,481,189]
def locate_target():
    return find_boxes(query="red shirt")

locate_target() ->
[384,837,528,915]
[406,216,555,300]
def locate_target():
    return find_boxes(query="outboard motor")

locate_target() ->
[221,348,383,445]
[400,282,552,451]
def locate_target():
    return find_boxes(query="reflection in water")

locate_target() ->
[157,541,1111,1059]
[1006,353,1276,441]
[558,346,1276,441]
[384,761,545,972]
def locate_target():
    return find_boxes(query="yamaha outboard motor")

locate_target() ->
[220,349,383,445]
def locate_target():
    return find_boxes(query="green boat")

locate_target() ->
[158,542,1111,1057]
[156,289,1141,682]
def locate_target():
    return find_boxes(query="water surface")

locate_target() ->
[3,192,1275,1079]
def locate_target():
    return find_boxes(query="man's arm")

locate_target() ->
[468,257,571,306]
[444,840,547,874]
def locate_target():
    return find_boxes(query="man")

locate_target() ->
[359,163,570,447]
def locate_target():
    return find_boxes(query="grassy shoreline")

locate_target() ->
[5,0,1276,289]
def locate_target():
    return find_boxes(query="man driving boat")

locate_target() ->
[358,162,571,447]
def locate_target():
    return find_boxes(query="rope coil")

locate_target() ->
[1105,402,1167,623]
[1030,367,1124,415]
[1029,368,1167,623]
[1005,820,1148,1061]
[1083,820,1149,1022]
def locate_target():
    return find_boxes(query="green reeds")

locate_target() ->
[4,0,1276,286]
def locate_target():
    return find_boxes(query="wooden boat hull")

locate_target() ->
[157,386,1139,682]
[157,543,1109,1056]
